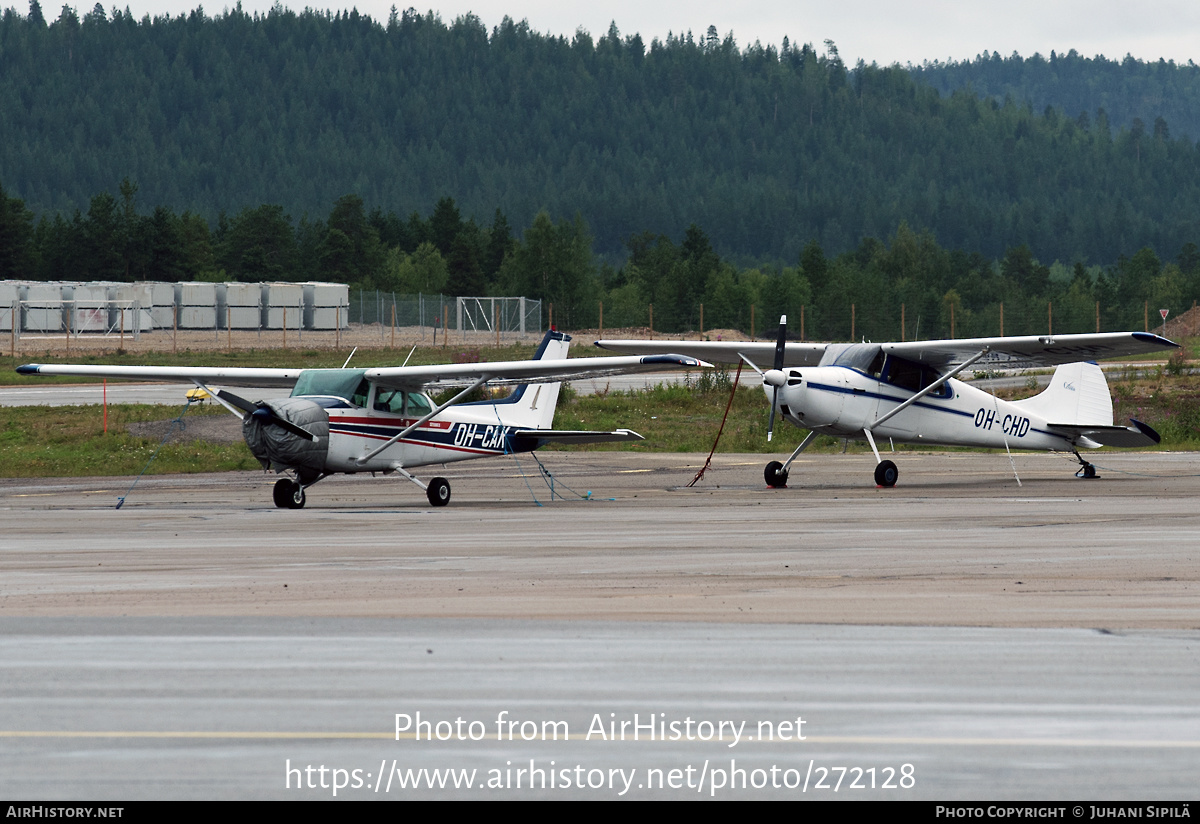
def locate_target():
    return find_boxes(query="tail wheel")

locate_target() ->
[427,477,451,507]
[764,460,789,488]
[874,460,898,488]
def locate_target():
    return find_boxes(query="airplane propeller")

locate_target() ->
[215,389,319,442]
[764,314,788,442]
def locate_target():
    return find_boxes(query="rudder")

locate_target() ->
[1011,362,1114,426]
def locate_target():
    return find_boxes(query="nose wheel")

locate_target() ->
[273,478,306,509]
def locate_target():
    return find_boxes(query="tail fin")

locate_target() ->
[1011,362,1114,426]
[468,330,570,429]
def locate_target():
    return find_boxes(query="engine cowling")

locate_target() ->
[242,397,330,482]
[769,367,846,430]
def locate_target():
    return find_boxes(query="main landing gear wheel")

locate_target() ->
[874,459,898,488]
[1077,461,1098,479]
[764,460,789,488]
[273,478,306,509]
[426,477,451,507]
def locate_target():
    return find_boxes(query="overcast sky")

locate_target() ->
[61,0,1200,66]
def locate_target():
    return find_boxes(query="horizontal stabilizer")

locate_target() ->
[1047,418,1161,448]
[509,428,644,447]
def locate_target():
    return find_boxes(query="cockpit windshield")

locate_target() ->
[292,369,370,407]
[820,343,884,376]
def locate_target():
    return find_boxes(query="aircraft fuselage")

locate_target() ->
[768,365,1073,451]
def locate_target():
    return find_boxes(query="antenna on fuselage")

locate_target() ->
[342,347,358,368]
[401,346,416,367]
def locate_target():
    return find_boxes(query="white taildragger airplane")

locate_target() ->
[597,318,1179,488]
[16,331,708,508]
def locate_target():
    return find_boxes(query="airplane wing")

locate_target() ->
[596,332,1177,371]
[594,339,827,367]
[364,354,711,391]
[15,364,303,387]
[882,332,1179,370]
[15,355,709,392]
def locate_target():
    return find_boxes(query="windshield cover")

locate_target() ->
[292,369,369,406]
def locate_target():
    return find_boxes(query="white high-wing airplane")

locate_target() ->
[597,318,1179,488]
[16,330,708,508]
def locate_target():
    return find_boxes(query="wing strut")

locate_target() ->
[868,347,990,430]
[355,375,490,466]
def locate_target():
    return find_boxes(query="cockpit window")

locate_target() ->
[883,356,949,397]
[373,388,435,416]
[292,369,370,407]
[822,343,884,377]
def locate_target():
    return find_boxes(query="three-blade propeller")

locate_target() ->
[215,389,318,442]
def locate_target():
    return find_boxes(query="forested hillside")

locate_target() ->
[913,50,1200,144]
[3,4,1200,264]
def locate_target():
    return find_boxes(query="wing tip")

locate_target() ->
[1131,331,1179,348]
[15,364,40,375]
[1129,418,1162,444]
[638,354,710,368]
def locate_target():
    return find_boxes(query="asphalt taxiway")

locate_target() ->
[1,451,1198,799]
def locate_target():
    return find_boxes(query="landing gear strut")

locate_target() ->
[764,431,819,490]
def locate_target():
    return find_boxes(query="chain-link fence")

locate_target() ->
[349,292,543,342]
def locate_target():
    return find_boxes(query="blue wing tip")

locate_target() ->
[1131,331,1179,347]
[15,364,40,375]
[1129,418,1162,444]
[640,354,701,367]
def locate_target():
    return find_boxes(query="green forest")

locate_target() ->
[3,4,1200,339]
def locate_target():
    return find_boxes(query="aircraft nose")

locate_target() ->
[763,369,786,388]
[242,398,330,477]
